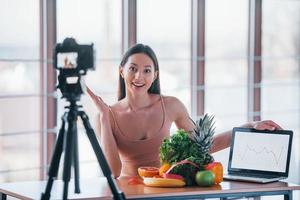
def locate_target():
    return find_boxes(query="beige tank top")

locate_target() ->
[109,96,172,177]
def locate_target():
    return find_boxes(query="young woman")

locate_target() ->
[87,43,282,178]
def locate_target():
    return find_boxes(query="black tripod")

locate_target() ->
[41,100,125,200]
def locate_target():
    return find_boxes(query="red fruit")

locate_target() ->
[162,173,184,180]
[204,162,223,184]
[128,176,144,185]
[138,167,159,177]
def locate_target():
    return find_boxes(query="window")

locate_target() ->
[0,0,41,181]
[261,0,300,184]
[205,0,248,132]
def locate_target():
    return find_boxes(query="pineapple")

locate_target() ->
[188,114,216,165]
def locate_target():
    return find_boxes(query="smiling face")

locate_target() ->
[120,53,158,97]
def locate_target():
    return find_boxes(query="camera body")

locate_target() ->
[54,38,95,101]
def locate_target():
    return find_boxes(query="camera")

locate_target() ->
[54,38,95,101]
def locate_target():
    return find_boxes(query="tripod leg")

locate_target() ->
[62,111,76,200]
[72,121,80,193]
[41,113,67,200]
[79,111,125,200]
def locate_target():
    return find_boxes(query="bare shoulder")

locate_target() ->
[162,95,185,108]
[98,101,124,132]
[162,95,189,121]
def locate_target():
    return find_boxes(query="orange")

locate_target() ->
[205,162,223,184]
[159,163,171,176]
[138,167,159,177]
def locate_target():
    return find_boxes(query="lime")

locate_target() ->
[195,170,215,187]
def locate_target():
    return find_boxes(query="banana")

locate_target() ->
[143,177,186,187]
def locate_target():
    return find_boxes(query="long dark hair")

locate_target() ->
[118,43,161,101]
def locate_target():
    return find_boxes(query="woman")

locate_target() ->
[87,43,282,178]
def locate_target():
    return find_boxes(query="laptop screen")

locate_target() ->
[229,128,293,176]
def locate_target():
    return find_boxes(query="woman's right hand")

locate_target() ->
[86,86,110,117]
[86,86,122,177]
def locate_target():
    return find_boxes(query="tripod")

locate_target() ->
[41,100,125,200]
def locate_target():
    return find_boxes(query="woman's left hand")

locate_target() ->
[244,120,283,131]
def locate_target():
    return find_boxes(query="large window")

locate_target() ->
[261,0,300,184]
[205,0,248,131]
[0,0,41,182]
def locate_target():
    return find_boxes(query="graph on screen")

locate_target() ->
[231,132,290,172]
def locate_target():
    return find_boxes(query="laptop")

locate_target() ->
[223,127,293,183]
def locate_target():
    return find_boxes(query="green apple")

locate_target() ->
[195,170,215,187]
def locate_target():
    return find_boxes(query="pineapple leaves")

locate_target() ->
[189,114,216,155]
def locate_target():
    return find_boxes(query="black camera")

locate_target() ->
[54,38,95,101]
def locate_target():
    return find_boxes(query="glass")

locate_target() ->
[0,0,39,59]
[57,0,122,60]
[158,60,191,112]
[206,59,247,87]
[137,0,191,59]
[0,169,40,183]
[205,59,247,133]
[0,0,41,182]
[262,0,300,57]
[262,58,299,83]
[205,87,247,130]
[261,83,299,113]
[84,60,120,97]
[0,132,40,182]
[0,95,41,135]
[206,0,248,58]
[262,0,300,185]
[0,61,40,94]
[158,60,191,90]
[205,0,248,135]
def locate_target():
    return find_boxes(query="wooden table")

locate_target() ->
[0,177,299,200]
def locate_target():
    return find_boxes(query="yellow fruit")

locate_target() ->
[143,177,186,187]
[159,163,171,176]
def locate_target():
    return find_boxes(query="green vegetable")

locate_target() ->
[160,129,197,164]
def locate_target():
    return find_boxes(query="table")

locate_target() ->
[0,177,299,200]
